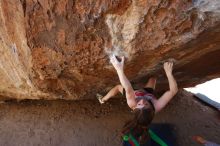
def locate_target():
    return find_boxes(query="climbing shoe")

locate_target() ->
[96,93,104,104]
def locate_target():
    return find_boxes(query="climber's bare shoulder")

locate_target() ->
[126,91,137,109]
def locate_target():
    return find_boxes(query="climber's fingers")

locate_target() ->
[110,55,117,64]
[121,56,125,65]
[110,55,125,71]
[163,61,173,74]
[110,54,124,64]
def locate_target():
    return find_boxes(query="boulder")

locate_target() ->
[0,0,220,100]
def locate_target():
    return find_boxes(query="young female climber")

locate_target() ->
[97,55,178,144]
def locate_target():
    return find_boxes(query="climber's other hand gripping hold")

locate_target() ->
[153,62,178,113]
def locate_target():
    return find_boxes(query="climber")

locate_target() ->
[97,54,178,112]
[97,54,178,144]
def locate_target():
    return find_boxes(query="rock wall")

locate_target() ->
[0,0,220,100]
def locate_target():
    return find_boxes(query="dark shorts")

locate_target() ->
[122,87,154,96]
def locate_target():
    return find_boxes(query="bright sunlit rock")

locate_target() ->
[185,78,220,103]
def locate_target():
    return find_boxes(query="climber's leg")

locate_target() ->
[144,77,157,90]
[97,85,123,104]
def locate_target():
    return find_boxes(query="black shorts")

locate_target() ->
[122,87,154,96]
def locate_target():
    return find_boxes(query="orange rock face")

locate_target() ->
[0,0,220,100]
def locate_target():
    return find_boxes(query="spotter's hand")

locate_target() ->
[110,55,125,72]
[163,62,173,76]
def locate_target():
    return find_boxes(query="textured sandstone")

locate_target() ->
[0,0,220,100]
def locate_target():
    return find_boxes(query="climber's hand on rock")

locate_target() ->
[164,62,173,76]
[110,55,124,72]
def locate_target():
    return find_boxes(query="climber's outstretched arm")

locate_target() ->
[110,55,136,109]
[154,62,178,113]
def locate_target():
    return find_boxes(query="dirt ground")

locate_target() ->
[0,90,219,146]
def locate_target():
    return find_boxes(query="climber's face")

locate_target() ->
[136,99,151,109]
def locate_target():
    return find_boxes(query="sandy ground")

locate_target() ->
[0,90,219,146]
